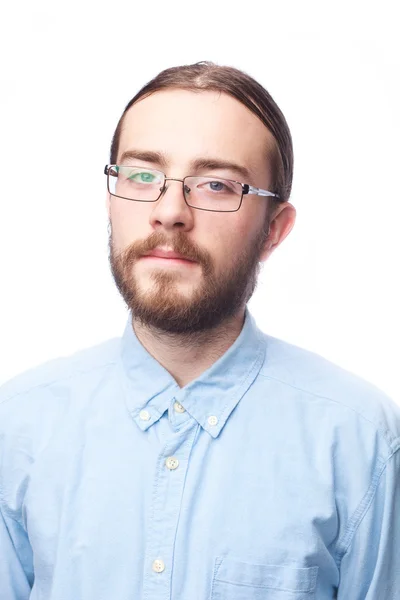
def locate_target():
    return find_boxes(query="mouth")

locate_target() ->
[140,249,197,265]
[140,256,196,266]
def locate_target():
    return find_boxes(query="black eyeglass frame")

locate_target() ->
[104,164,282,213]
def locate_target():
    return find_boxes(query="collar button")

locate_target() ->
[139,409,151,421]
[173,401,186,414]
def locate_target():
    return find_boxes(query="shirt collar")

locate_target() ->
[120,308,266,438]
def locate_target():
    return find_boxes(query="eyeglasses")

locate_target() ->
[104,164,281,213]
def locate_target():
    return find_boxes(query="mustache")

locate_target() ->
[112,230,213,275]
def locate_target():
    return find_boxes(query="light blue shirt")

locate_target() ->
[1,309,400,599]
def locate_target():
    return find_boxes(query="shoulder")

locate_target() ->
[259,332,400,453]
[0,337,121,427]
[0,338,124,512]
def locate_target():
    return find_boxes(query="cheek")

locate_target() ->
[213,213,260,249]
[203,219,252,269]
[110,200,151,248]
[210,216,266,274]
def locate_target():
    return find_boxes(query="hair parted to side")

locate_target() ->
[109,61,293,214]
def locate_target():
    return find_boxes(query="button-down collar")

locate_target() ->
[120,309,265,438]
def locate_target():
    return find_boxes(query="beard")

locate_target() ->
[109,224,268,335]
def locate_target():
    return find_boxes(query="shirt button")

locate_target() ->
[165,456,179,470]
[152,559,165,573]
[173,401,185,413]
[208,415,218,426]
[139,410,150,421]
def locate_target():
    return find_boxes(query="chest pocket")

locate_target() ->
[211,557,318,600]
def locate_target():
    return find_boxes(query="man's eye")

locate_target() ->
[208,181,226,192]
[128,172,156,183]
[203,180,236,193]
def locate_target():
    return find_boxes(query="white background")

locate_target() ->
[1,0,399,402]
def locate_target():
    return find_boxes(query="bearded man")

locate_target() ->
[1,61,399,600]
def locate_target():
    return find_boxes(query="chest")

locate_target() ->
[23,412,340,599]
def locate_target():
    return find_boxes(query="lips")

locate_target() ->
[145,249,195,262]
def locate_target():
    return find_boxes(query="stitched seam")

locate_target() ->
[0,437,21,523]
[0,478,23,525]
[143,430,193,600]
[142,440,165,600]
[168,425,199,600]
[0,359,118,408]
[0,490,27,566]
[210,558,223,597]
[334,453,392,567]
[214,578,312,592]
[217,339,265,427]
[258,372,397,451]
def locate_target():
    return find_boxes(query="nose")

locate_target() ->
[149,178,194,233]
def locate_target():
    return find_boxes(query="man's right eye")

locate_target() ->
[128,171,156,183]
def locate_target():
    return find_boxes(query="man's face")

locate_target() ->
[108,89,293,333]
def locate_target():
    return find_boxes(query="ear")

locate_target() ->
[260,203,296,262]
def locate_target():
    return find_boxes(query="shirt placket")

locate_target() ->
[142,417,199,600]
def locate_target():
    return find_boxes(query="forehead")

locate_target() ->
[118,89,276,178]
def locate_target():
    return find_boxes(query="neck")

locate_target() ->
[132,309,246,388]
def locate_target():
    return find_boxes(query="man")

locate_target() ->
[0,61,399,600]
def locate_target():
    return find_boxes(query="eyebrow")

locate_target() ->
[118,149,254,181]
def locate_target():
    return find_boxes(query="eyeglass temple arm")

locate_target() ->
[244,184,281,200]
[105,165,119,176]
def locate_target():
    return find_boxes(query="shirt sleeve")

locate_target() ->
[0,498,33,600]
[338,447,400,599]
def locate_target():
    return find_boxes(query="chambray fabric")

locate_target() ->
[1,309,400,599]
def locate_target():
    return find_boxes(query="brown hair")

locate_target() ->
[109,61,293,215]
